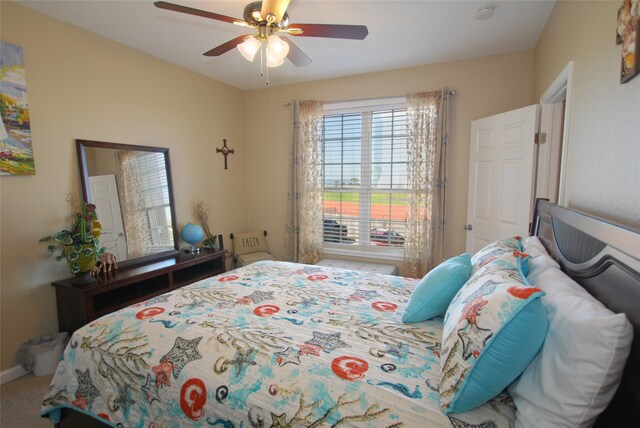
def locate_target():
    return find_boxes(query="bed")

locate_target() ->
[529,200,639,427]
[40,200,640,427]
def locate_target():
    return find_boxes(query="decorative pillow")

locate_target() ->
[439,253,547,415]
[233,230,268,256]
[402,253,472,323]
[508,262,633,428]
[237,251,275,267]
[470,236,524,273]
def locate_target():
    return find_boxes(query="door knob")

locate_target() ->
[464,224,473,231]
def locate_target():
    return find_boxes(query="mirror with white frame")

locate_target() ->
[76,139,179,268]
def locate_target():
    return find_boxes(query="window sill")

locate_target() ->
[322,245,404,262]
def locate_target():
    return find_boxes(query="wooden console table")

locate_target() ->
[52,249,226,333]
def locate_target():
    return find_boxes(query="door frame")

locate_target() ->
[538,61,574,205]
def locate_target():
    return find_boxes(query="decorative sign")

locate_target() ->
[240,235,262,249]
[216,138,234,170]
[0,41,36,175]
[617,0,640,83]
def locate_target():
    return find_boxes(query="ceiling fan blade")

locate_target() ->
[288,23,369,40]
[203,35,250,57]
[261,0,291,23]
[154,1,246,26]
[281,37,312,67]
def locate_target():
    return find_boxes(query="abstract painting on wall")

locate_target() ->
[1,41,36,175]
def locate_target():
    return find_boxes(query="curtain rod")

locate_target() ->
[282,89,456,107]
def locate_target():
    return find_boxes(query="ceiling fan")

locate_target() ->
[154,0,369,68]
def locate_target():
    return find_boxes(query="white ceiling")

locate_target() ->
[13,0,556,90]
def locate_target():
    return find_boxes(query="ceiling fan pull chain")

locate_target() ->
[265,37,270,86]
[265,62,270,86]
[261,39,270,86]
[259,39,265,78]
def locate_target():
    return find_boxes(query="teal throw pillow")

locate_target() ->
[402,253,472,323]
[439,253,547,415]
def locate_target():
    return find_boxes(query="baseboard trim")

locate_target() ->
[0,365,28,385]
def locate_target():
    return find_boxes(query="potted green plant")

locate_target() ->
[40,202,106,285]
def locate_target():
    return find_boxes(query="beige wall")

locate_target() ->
[243,51,535,263]
[0,3,247,371]
[534,1,640,228]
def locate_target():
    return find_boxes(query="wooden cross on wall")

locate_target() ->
[216,138,235,170]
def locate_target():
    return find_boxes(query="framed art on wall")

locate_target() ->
[0,41,36,175]
[617,0,640,83]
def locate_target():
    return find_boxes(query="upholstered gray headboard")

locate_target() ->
[531,199,640,427]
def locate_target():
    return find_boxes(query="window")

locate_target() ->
[321,98,409,257]
[131,152,174,249]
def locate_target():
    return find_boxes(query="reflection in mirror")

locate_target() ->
[77,139,179,268]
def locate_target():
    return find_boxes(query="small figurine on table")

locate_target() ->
[91,252,117,277]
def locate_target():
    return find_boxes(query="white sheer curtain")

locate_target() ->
[401,90,449,278]
[285,100,324,264]
[117,150,153,258]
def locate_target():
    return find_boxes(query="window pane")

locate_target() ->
[370,193,408,248]
[371,137,392,161]
[324,114,361,140]
[324,164,342,188]
[323,192,359,244]
[343,138,361,164]
[372,110,407,137]
[324,139,342,164]
[371,110,394,138]
[342,164,361,188]
[341,114,362,139]
[323,113,362,190]
[393,137,408,163]
[392,162,408,189]
[371,163,391,189]
[371,109,409,193]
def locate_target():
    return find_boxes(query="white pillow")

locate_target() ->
[508,263,633,428]
[523,236,559,275]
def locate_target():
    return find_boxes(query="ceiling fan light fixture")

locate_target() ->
[267,34,289,58]
[266,54,285,68]
[265,38,288,67]
[154,0,368,80]
[238,36,261,61]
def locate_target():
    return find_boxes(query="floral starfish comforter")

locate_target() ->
[41,261,515,427]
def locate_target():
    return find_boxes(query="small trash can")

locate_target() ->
[17,332,69,376]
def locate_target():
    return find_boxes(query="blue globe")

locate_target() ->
[181,223,204,245]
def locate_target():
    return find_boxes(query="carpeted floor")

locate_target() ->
[1,373,53,427]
